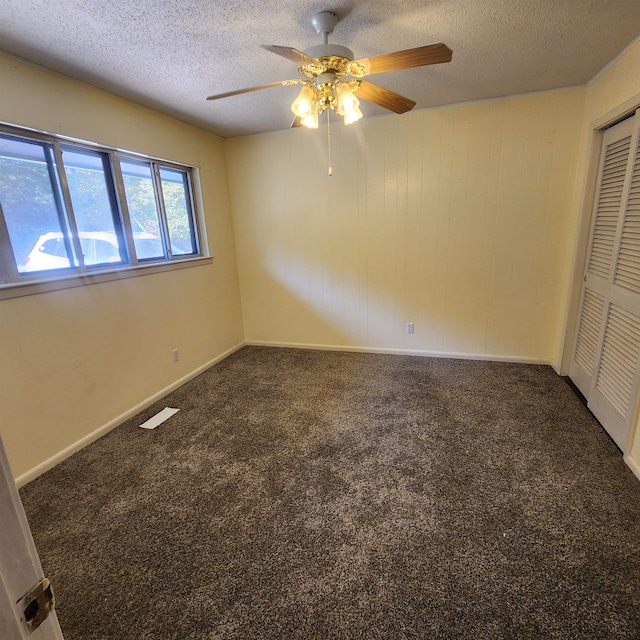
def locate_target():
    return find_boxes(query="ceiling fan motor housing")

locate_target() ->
[304,44,354,60]
[300,12,357,82]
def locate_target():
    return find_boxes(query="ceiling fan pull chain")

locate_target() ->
[327,110,333,177]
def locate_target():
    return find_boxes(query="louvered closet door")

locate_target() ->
[570,112,640,452]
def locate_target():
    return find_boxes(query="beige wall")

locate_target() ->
[0,54,244,481]
[584,40,640,124]
[227,88,584,366]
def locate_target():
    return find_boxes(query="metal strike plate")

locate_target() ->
[17,577,55,634]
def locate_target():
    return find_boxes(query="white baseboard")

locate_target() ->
[16,341,245,488]
[548,359,562,375]
[245,340,554,367]
[624,453,640,482]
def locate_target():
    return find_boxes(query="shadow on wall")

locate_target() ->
[233,99,576,361]
[242,268,352,346]
[258,236,516,357]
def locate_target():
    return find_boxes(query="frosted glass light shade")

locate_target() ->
[291,85,315,118]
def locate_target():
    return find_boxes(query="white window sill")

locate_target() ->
[0,256,213,300]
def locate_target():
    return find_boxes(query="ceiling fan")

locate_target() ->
[206,10,453,129]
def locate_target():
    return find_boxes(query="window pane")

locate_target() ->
[160,168,196,255]
[120,158,164,260]
[0,134,73,273]
[61,147,123,266]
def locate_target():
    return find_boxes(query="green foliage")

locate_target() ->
[162,181,192,251]
[65,167,113,232]
[0,157,62,261]
[123,175,160,235]
[0,158,58,226]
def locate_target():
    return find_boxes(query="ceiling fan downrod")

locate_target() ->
[311,11,339,46]
[304,11,354,61]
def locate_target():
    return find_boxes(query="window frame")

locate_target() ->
[0,123,209,298]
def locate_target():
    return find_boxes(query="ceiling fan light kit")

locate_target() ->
[206,10,453,130]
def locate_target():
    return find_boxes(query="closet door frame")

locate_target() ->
[562,92,640,462]
[572,115,640,451]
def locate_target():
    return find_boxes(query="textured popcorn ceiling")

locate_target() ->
[1,1,640,138]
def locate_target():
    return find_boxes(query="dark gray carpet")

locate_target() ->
[19,346,640,639]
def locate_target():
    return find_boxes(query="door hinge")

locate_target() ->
[17,577,55,634]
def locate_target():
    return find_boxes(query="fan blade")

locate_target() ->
[261,45,314,66]
[206,79,302,101]
[291,116,303,128]
[353,43,452,76]
[356,81,416,114]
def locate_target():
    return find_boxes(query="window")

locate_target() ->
[0,125,204,288]
[120,158,165,260]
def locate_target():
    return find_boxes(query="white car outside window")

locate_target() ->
[22,232,167,272]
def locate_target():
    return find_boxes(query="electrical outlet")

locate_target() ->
[406,323,414,334]
[172,348,179,362]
